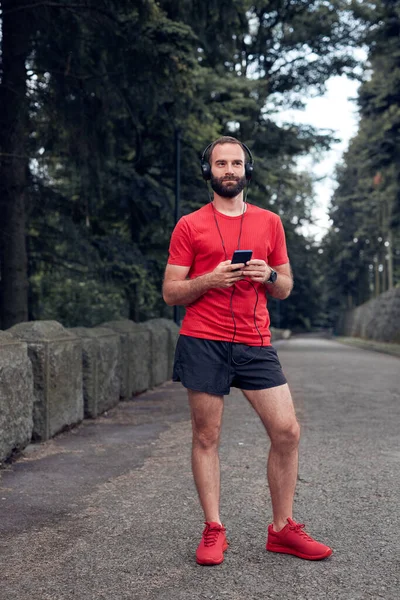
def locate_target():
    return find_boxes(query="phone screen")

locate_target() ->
[231,250,253,264]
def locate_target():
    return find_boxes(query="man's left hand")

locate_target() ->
[242,259,272,284]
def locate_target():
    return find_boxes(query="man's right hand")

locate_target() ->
[208,260,246,289]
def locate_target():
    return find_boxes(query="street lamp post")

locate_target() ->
[173,128,181,326]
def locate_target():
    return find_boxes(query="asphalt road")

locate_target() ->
[1,337,399,600]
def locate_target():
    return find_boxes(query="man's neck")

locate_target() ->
[212,193,246,216]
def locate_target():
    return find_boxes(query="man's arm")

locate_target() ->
[162,261,246,306]
[265,263,293,300]
[163,265,210,306]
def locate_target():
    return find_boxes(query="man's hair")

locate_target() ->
[206,136,246,164]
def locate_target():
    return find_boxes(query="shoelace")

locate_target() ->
[288,522,314,542]
[203,523,223,547]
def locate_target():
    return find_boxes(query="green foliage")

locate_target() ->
[30,274,128,327]
[1,0,372,330]
[322,0,400,321]
[270,232,325,331]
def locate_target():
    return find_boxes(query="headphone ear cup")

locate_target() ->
[201,162,211,181]
[245,163,254,181]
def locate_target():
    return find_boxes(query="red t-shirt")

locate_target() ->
[167,202,289,346]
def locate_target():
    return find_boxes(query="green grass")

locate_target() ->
[335,337,400,358]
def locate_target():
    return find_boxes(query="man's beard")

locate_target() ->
[210,174,247,198]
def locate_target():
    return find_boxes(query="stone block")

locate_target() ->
[136,320,170,387]
[350,308,359,337]
[69,327,121,418]
[338,287,400,343]
[0,332,34,462]
[8,321,83,441]
[148,318,180,377]
[270,327,291,342]
[339,309,355,337]
[101,320,150,397]
[369,287,400,343]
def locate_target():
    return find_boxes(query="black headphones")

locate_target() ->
[200,141,254,182]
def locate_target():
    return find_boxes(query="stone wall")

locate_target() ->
[69,327,121,418]
[0,332,34,461]
[337,287,400,343]
[9,321,84,442]
[0,318,179,464]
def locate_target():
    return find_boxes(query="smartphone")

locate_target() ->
[231,249,253,265]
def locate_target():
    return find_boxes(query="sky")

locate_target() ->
[276,75,362,242]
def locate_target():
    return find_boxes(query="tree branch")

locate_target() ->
[3,2,120,23]
[0,152,31,159]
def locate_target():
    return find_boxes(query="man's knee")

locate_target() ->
[270,420,300,451]
[192,423,221,451]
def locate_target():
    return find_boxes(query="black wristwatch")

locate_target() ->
[266,269,277,284]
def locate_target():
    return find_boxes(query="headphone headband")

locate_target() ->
[200,141,254,181]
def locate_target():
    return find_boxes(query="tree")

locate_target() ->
[0,0,36,328]
[323,0,400,317]
[1,0,370,330]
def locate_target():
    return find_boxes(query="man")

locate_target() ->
[163,136,332,565]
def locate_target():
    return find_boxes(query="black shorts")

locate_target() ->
[172,335,287,396]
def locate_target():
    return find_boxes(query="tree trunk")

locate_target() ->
[374,257,380,297]
[127,284,140,322]
[387,228,393,290]
[0,1,33,328]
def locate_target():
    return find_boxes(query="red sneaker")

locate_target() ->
[266,518,332,560]
[196,522,229,565]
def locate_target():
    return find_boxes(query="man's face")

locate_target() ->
[210,143,247,198]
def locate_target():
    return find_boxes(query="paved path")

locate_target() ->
[1,337,399,599]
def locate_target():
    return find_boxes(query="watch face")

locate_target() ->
[269,270,277,283]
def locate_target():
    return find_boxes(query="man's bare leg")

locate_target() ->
[242,384,300,531]
[188,390,224,523]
